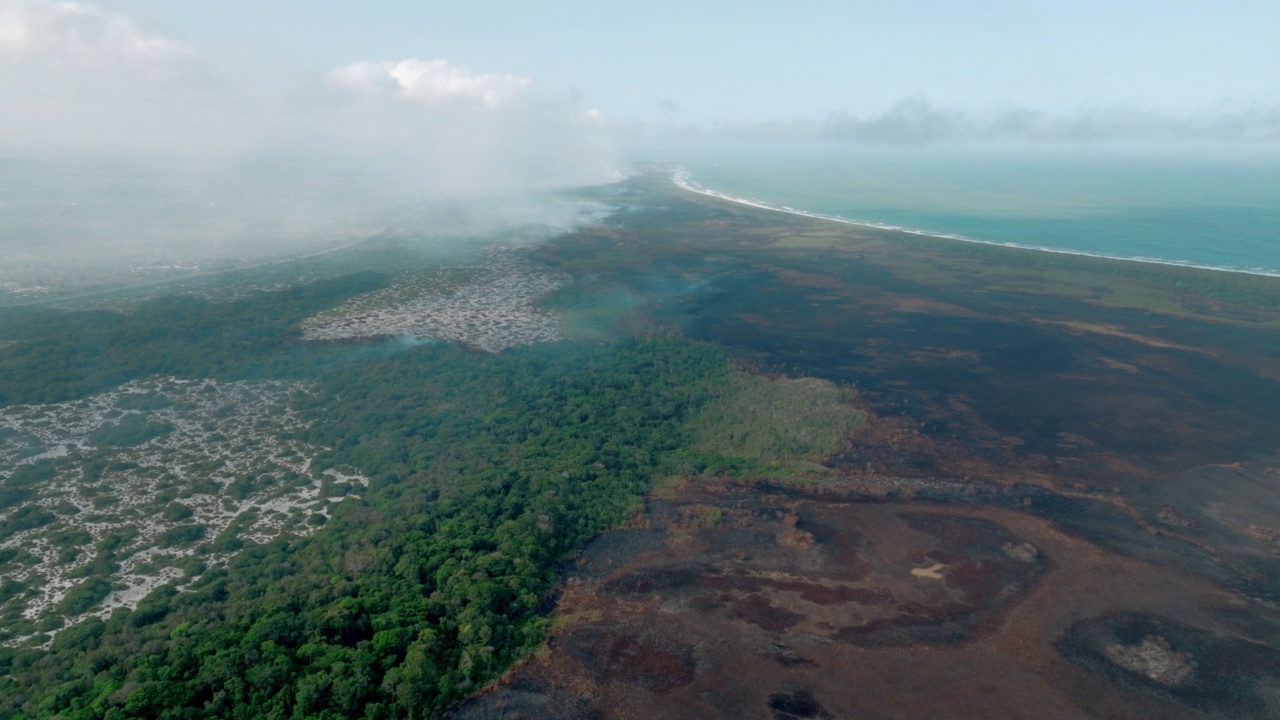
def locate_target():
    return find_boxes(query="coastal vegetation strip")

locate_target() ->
[669,172,1280,328]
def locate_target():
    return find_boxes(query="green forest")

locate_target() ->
[0,273,774,719]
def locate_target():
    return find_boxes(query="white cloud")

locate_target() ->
[329,58,530,107]
[0,8,32,50]
[630,96,1280,147]
[0,1,234,156]
[307,57,618,197]
[0,0,191,62]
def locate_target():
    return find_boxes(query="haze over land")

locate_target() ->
[4,3,1280,719]
[0,0,618,294]
[2,0,1279,294]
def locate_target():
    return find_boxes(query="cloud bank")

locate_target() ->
[0,1,616,177]
[824,96,1280,145]
[632,96,1280,148]
[0,0,228,155]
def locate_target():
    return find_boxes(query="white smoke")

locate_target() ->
[0,1,621,290]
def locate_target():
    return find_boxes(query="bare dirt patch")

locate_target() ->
[450,479,1279,719]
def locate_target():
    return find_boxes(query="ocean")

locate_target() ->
[672,145,1280,276]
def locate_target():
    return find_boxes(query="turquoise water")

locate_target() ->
[676,146,1280,276]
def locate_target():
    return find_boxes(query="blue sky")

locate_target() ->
[101,0,1280,124]
[2,0,1278,160]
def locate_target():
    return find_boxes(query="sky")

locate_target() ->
[3,0,1279,153]
[1,0,1278,281]
[83,1,1280,124]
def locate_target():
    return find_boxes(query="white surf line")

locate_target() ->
[671,168,1280,280]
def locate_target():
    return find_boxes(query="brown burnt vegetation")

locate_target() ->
[450,176,1280,719]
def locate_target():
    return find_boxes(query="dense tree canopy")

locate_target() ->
[0,278,733,719]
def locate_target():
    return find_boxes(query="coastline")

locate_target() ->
[671,168,1280,280]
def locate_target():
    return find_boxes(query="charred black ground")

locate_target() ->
[454,175,1280,719]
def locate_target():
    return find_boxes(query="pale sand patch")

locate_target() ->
[1099,356,1140,374]
[301,246,568,352]
[1042,320,1211,355]
[911,563,947,580]
[0,377,367,646]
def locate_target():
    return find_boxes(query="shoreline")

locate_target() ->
[671,168,1280,280]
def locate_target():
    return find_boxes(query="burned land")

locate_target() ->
[3,173,1280,719]
[454,176,1280,719]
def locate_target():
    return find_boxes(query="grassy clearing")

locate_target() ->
[540,280,644,342]
[550,609,603,630]
[682,372,864,482]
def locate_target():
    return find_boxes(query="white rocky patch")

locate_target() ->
[301,246,568,352]
[0,377,366,646]
[1105,634,1197,685]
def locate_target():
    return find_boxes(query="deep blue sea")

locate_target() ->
[674,145,1280,276]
